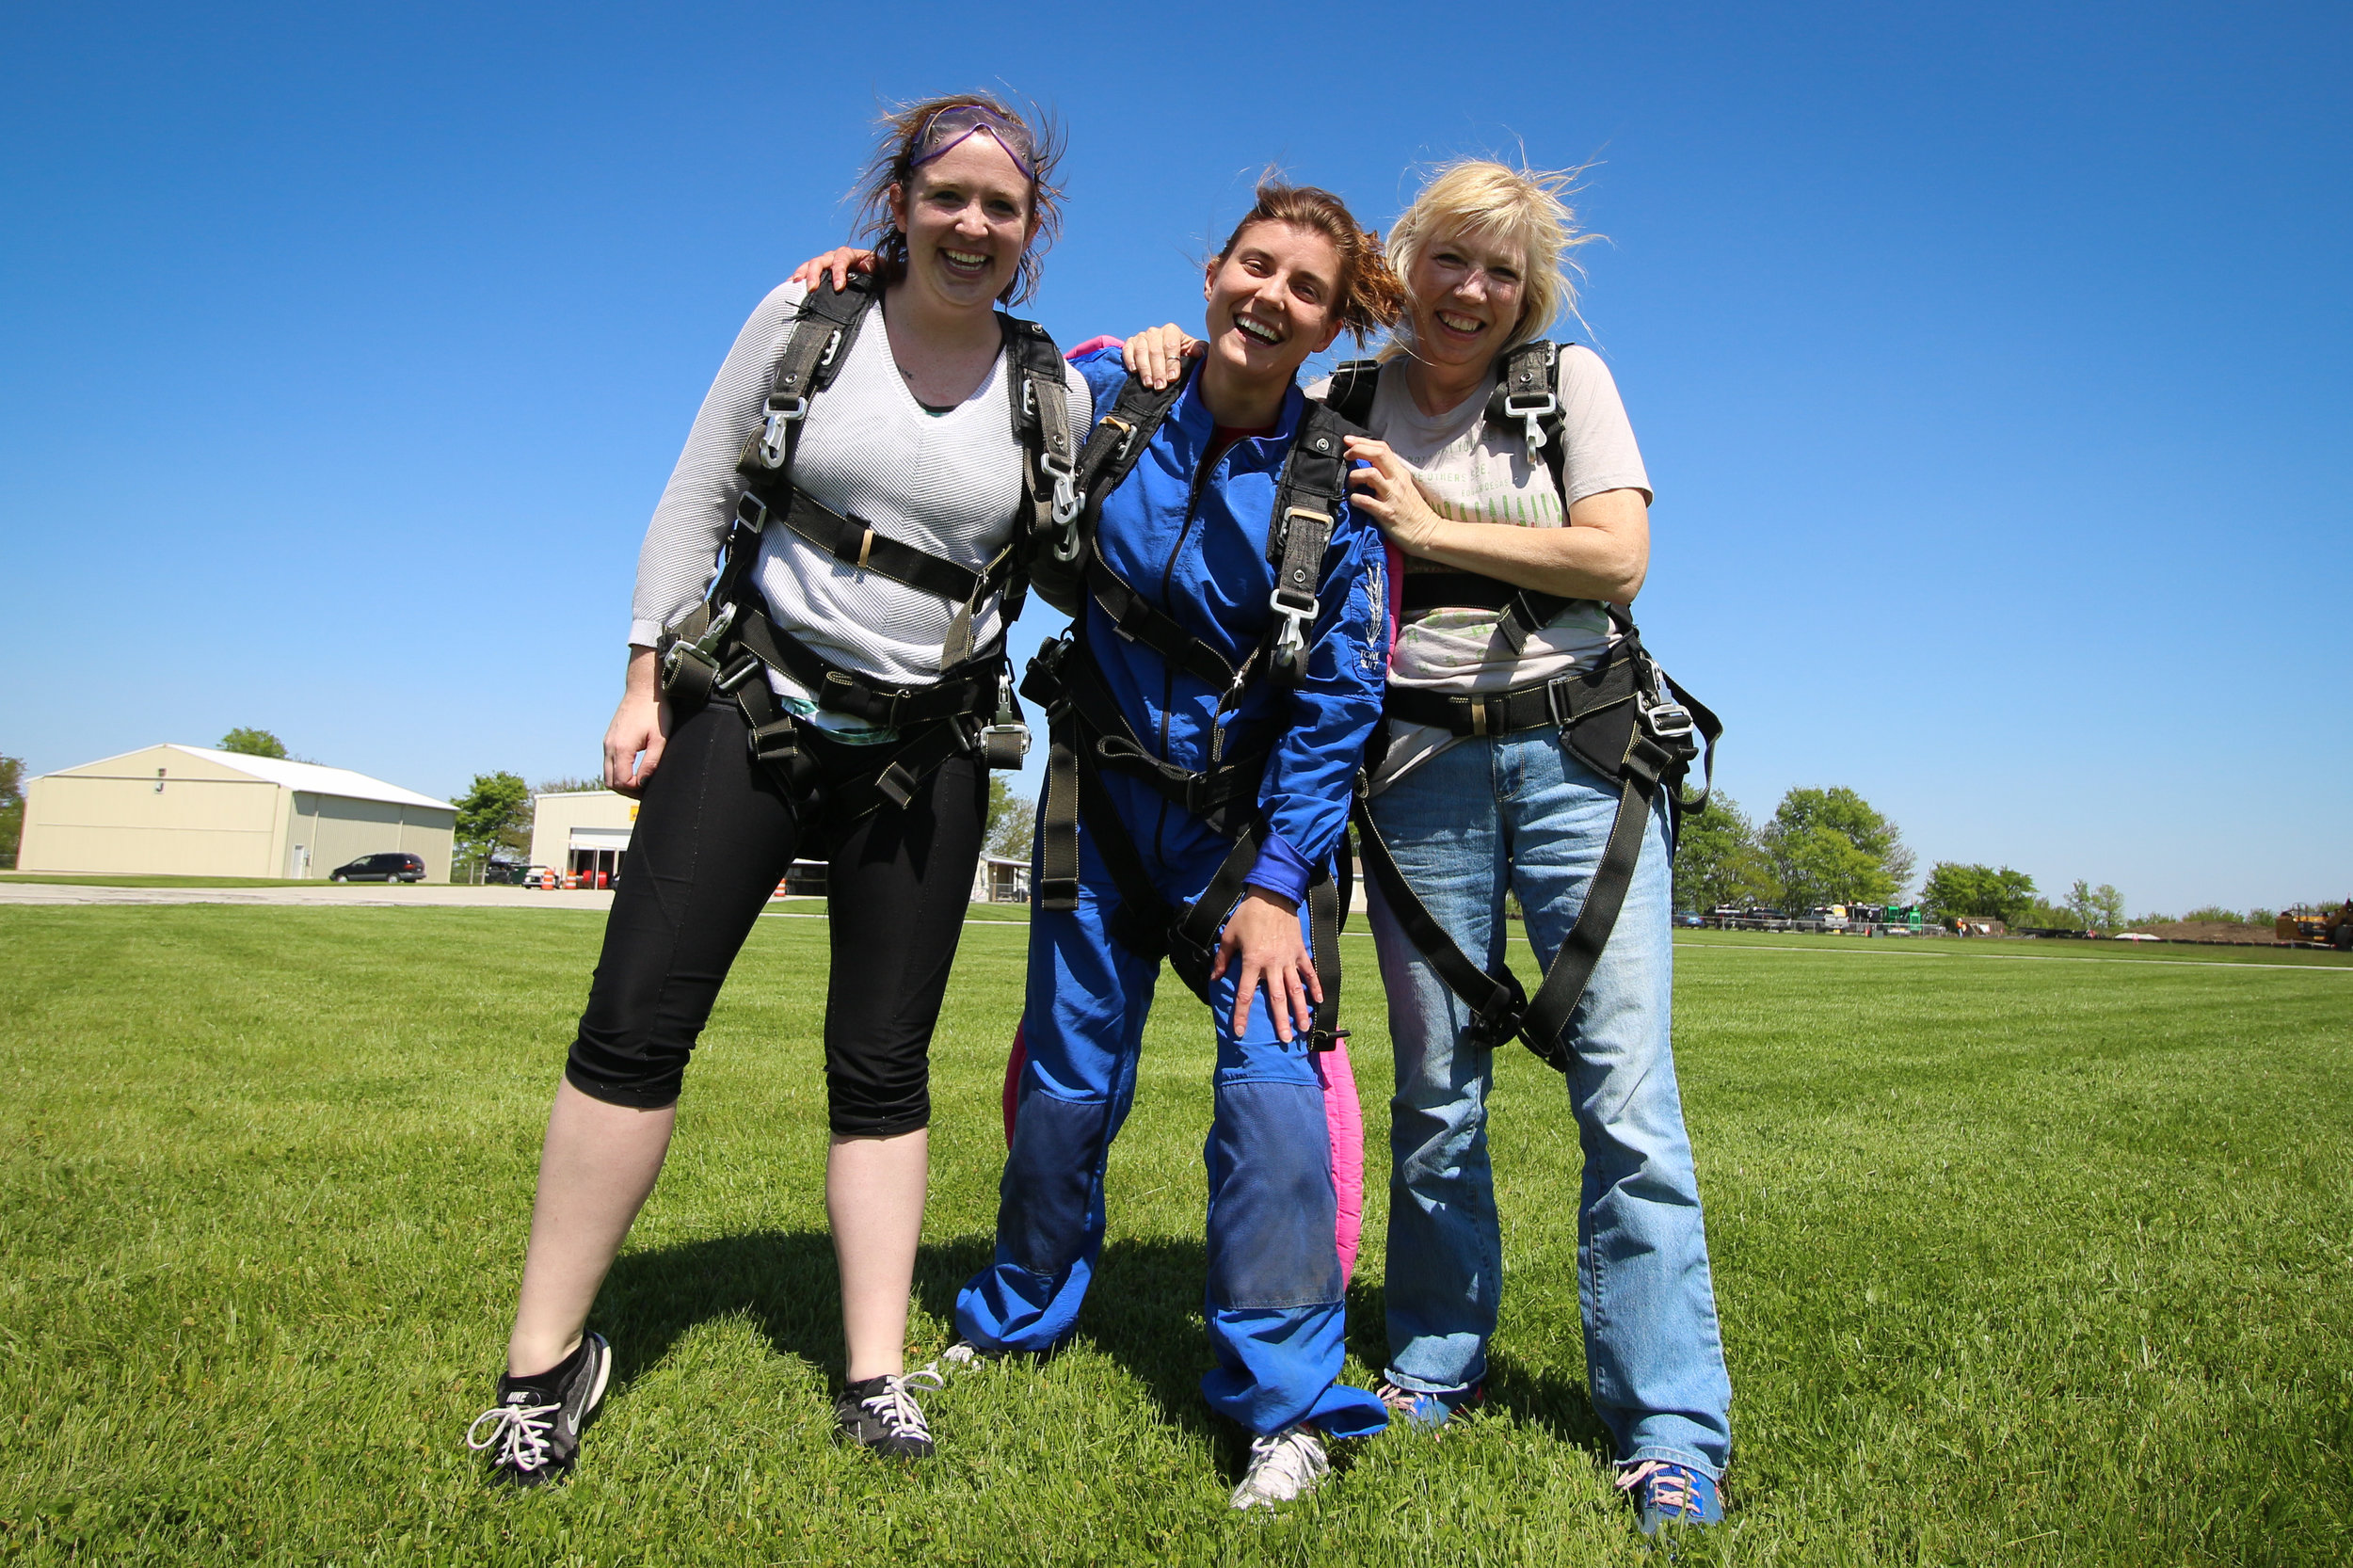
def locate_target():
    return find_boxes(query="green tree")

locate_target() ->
[2091,884,2126,931]
[1762,787,1912,907]
[984,776,1035,861]
[0,753,23,869]
[1920,862,2039,924]
[218,728,290,759]
[534,776,601,796]
[452,772,531,868]
[1672,792,1775,911]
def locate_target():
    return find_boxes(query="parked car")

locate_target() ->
[328,852,425,883]
[1674,911,1707,928]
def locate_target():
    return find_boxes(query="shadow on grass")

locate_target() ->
[1344,1277,1616,1459]
[595,1228,1225,1442]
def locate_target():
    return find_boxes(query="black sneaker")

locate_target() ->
[467,1333,613,1488]
[834,1370,944,1458]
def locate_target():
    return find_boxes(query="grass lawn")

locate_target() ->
[0,909,2345,1565]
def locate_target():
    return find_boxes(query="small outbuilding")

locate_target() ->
[17,744,456,881]
[530,789,639,888]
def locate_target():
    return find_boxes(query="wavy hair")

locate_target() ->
[1379,158,1599,362]
[847,91,1065,306]
[1214,180,1406,345]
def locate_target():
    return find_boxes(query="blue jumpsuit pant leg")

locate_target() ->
[956,829,1385,1438]
[954,856,1157,1354]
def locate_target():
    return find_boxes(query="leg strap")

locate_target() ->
[1353,747,1661,1073]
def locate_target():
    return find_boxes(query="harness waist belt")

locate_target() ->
[1384,647,1642,740]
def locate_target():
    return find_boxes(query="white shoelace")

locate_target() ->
[467,1400,560,1473]
[1615,1460,1704,1516]
[858,1370,944,1441]
[1233,1426,1328,1507]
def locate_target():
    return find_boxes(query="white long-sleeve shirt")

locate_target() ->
[632,280,1092,733]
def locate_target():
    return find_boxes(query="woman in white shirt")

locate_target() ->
[464,95,1089,1486]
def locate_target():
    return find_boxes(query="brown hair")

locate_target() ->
[1212,180,1406,344]
[848,92,1065,307]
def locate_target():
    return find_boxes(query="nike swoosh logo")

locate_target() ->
[565,1411,579,1435]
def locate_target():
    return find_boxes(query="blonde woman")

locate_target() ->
[1122,161,1732,1533]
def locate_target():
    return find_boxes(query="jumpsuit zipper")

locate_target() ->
[1149,448,1223,865]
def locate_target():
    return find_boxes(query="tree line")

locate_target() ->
[1671,786,1915,913]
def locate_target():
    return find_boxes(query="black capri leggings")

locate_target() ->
[563,696,986,1136]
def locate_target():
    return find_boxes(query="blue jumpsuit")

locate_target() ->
[954,349,1391,1437]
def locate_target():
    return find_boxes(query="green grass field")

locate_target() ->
[1,908,2346,1565]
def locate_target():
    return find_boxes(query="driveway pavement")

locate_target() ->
[0,883,619,910]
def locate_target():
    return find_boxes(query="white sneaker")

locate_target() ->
[1229,1423,1330,1511]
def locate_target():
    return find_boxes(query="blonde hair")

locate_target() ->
[1379,159,1598,363]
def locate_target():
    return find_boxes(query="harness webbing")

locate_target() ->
[1326,343,1575,651]
[656,274,1062,833]
[1322,345,1725,1072]
[1026,370,1365,1048]
[1353,643,1718,1068]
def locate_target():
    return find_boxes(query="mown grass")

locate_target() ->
[0,909,2345,1566]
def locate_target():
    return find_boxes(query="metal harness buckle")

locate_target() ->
[1639,691,1695,741]
[757,394,808,468]
[1502,391,1558,458]
[1099,414,1138,463]
[979,723,1032,769]
[660,600,738,686]
[1268,587,1320,679]
[1041,449,1083,535]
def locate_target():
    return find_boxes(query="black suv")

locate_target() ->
[328,852,426,883]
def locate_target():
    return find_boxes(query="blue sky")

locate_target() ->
[4,2,2346,913]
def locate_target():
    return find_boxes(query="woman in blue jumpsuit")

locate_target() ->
[961,183,1401,1508]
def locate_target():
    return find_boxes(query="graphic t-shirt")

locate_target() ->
[1311,345,1650,789]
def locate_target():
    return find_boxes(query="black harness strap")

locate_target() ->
[1263,404,1353,683]
[1353,654,1713,1069]
[737,487,1003,607]
[1022,371,1364,1047]
[1011,318,1081,564]
[1321,345,1726,1071]
[654,275,1068,832]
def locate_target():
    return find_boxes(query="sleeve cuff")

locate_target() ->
[1241,831,1313,906]
[629,618,664,649]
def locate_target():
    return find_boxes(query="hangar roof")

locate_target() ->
[47,744,453,813]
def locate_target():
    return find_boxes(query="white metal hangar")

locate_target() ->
[16,744,456,881]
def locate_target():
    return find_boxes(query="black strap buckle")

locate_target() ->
[746,717,801,766]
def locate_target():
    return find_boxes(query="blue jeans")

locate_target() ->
[1365,730,1733,1478]
[955,806,1386,1440]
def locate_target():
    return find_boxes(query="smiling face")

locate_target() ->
[888,131,1036,310]
[1405,226,1528,376]
[1200,220,1346,387]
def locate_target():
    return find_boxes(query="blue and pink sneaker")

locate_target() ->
[1615,1460,1724,1533]
[1376,1379,1485,1432]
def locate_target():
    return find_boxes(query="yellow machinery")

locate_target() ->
[2276,903,2353,950]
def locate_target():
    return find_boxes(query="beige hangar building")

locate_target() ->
[17,744,457,881]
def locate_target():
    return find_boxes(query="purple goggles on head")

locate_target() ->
[909,103,1034,180]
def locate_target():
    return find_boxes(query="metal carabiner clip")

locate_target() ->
[757,395,808,468]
